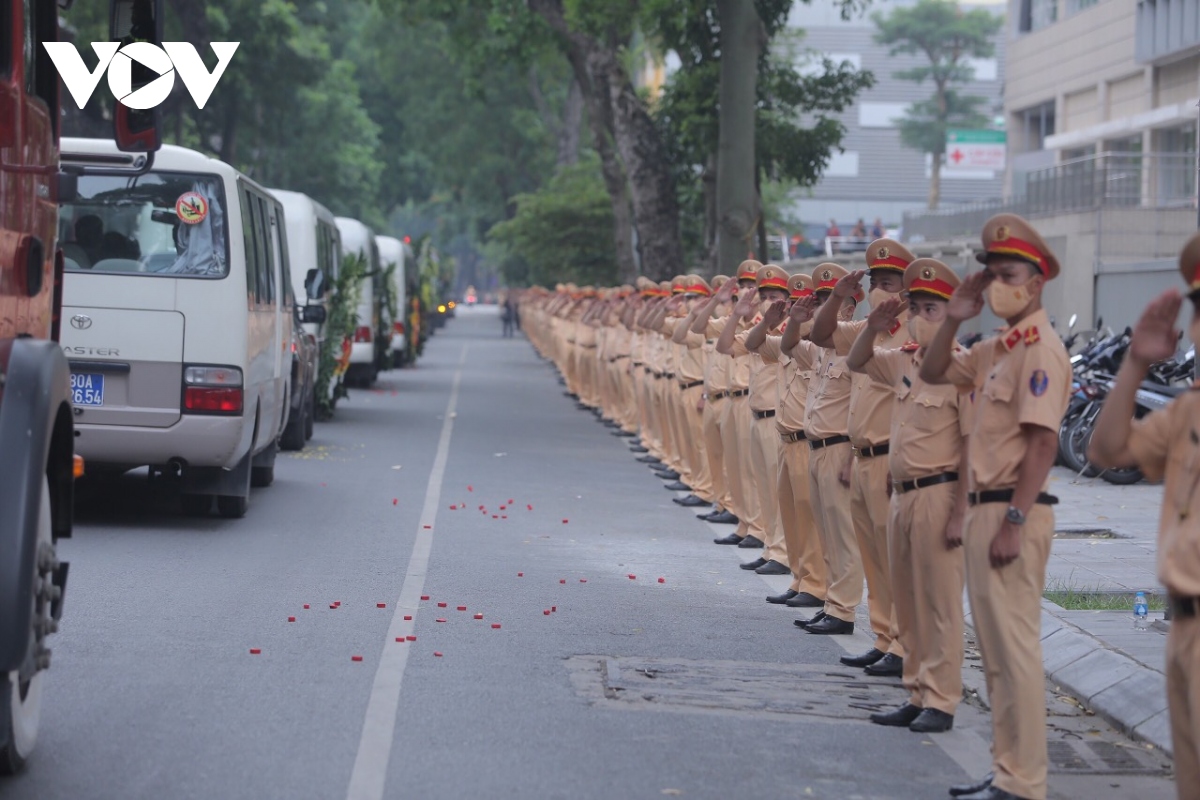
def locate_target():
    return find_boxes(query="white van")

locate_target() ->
[334,217,383,387]
[58,139,295,518]
[375,234,411,367]
[272,189,345,409]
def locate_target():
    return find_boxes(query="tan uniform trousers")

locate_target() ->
[750,416,787,566]
[720,396,762,539]
[889,481,964,714]
[618,362,637,432]
[650,376,670,462]
[966,502,1054,800]
[778,438,825,598]
[680,385,713,501]
[852,455,902,656]
[809,441,861,622]
[1168,614,1200,800]
[663,381,685,474]
[702,396,732,513]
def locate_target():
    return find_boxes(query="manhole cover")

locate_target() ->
[567,656,906,720]
[1047,739,1167,775]
[1054,528,1120,539]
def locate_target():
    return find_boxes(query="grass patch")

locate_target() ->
[1044,580,1166,611]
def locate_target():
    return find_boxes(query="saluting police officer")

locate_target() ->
[921,214,1070,800]
[1089,233,1200,800]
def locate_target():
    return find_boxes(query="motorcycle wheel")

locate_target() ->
[1061,414,1101,477]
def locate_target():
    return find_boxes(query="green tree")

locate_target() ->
[873,0,1002,209]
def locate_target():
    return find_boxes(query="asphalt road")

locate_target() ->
[3,306,1177,800]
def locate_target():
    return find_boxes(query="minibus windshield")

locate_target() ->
[61,172,229,278]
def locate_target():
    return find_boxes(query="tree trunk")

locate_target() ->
[715,0,763,274]
[559,79,582,168]
[702,153,718,273]
[599,50,684,281]
[756,171,769,261]
[928,153,941,209]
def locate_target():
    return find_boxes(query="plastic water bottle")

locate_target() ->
[1133,591,1149,631]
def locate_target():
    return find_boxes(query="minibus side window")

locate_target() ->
[275,204,294,309]
[240,190,260,308]
[255,195,275,306]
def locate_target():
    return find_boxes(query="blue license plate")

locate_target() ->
[71,373,105,406]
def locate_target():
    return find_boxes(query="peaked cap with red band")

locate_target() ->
[813,263,864,302]
[1178,231,1200,297]
[736,260,763,282]
[683,274,712,296]
[711,274,731,291]
[975,213,1060,280]
[756,265,790,292]
[788,273,814,299]
[670,275,689,295]
[903,258,960,300]
[866,239,914,273]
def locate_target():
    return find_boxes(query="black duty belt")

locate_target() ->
[852,442,890,459]
[610,355,629,363]
[662,372,676,380]
[753,409,776,420]
[967,489,1059,507]
[710,390,730,400]
[728,389,749,398]
[780,430,806,444]
[632,362,644,368]
[808,434,850,450]
[894,472,958,495]
[579,343,597,349]
[680,380,704,390]
[1171,595,1199,618]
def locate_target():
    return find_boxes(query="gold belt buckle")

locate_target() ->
[851,446,862,458]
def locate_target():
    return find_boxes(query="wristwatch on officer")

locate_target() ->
[1005,506,1027,526]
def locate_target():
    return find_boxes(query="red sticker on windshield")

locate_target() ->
[175,192,208,225]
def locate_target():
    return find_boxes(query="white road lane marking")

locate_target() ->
[346,344,468,800]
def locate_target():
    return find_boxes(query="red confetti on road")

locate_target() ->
[249,648,261,655]
[467,485,473,492]
[423,525,432,529]
[392,498,398,505]
[562,519,568,524]
[491,623,501,629]
[474,614,483,620]
[658,578,666,584]
[436,618,447,623]
[438,602,447,608]
[508,499,514,505]
[377,603,387,608]
[551,606,557,612]
[543,610,551,616]
[288,616,296,622]
[434,652,443,657]
[579,579,587,583]
[421,595,430,600]
[628,575,636,580]
[406,635,417,641]
[559,579,566,584]
[302,604,310,609]
[517,573,524,577]
[527,504,533,510]
[395,637,405,642]
[351,655,363,662]
[403,615,413,621]
[457,606,467,611]
[500,505,507,511]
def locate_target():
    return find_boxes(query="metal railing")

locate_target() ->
[903,151,1197,242]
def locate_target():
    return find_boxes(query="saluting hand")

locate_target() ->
[715,279,738,303]
[789,295,817,324]
[763,300,788,329]
[1129,289,1183,366]
[734,287,758,319]
[947,271,991,322]
[866,296,905,333]
[833,269,866,299]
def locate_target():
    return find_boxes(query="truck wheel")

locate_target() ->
[0,479,51,774]
[250,466,274,488]
[304,395,314,440]
[280,401,306,452]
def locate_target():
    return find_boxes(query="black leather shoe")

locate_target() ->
[673,495,711,507]
[663,481,691,491]
[956,787,1024,800]
[707,510,739,524]
[603,420,620,428]
[713,533,744,545]
[948,774,993,798]
[739,557,768,571]
[615,430,636,437]
[806,615,854,634]
[629,446,649,454]
[794,611,826,629]
[654,470,681,481]
[636,456,662,464]
[869,702,922,727]
[909,708,954,733]
[784,591,823,608]
[736,535,764,549]
[755,560,790,576]
[630,439,643,447]
[839,647,885,668]
[766,589,799,604]
[864,653,903,677]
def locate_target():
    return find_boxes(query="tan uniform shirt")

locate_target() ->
[758,334,809,434]
[833,318,910,447]
[1128,389,1200,596]
[707,316,752,389]
[704,340,730,393]
[733,318,783,412]
[662,318,706,383]
[944,308,1071,491]
[799,340,852,439]
[863,347,970,482]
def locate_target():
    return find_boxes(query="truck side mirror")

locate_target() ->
[305,268,326,299]
[301,305,327,325]
[110,0,163,153]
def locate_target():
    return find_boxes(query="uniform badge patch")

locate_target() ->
[1030,369,1049,397]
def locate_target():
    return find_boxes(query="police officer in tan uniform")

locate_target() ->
[665,276,717,508]
[848,258,970,734]
[1089,234,1200,800]
[811,239,915,675]
[921,214,1070,800]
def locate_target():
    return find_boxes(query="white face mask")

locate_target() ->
[986,279,1034,320]
[868,287,893,311]
[907,315,939,348]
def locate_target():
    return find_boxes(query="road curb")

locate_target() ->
[965,597,1172,755]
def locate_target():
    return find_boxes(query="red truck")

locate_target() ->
[0,0,161,772]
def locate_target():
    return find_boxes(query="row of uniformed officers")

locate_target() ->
[518,213,1200,800]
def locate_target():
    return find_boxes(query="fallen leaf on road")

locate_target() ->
[661,790,683,797]
[391,465,403,470]
[494,452,507,457]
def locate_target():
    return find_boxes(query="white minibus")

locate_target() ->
[334,217,383,387]
[58,139,294,518]
[272,189,346,409]
[375,234,411,367]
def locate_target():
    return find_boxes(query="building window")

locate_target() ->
[1066,0,1099,16]
[1017,100,1056,152]
[1018,0,1058,33]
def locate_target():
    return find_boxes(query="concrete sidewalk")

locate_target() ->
[1031,467,1172,753]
